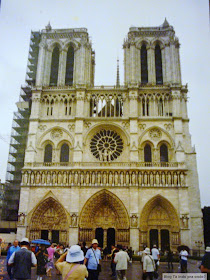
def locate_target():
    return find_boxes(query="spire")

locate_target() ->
[46,21,52,31]
[162,18,169,28]
[116,58,120,88]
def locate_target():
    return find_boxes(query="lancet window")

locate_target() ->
[64,99,72,115]
[50,46,59,86]
[155,44,163,85]
[65,46,74,86]
[141,44,148,84]
[90,93,123,117]
[46,100,54,116]
[142,97,150,116]
[44,144,53,163]
[160,144,168,162]
[144,144,152,162]
[60,144,69,162]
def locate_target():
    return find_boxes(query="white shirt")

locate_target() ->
[143,255,155,272]
[180,250,188,261]
[8,246,37,265]
[114,250,130,270]
[151,248,159,260]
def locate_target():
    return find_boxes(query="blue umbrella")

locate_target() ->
[31,239,51,245]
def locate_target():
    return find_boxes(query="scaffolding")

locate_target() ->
[1,31,41,222]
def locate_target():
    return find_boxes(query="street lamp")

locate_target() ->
[195,241,203,257]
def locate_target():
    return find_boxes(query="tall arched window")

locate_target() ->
[65,46,74,86]
[160,144,168,162]
[44,144,53,163]
[50,46,59,86]
[144,144,152,162]
[142,98,150,116]
[155,44,163,85]
[60,143,69,162]
[141,44,148,84]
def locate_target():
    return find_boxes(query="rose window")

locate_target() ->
[90,129,123,161]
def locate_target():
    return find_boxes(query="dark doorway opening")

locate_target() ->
[41,230,48,240]
[52,230,59,244]
[150,229,159,249]
[161,229,170,252]
[95,228,104,248]
[107,228,115,253]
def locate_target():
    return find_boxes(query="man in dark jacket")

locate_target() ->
[201,246,210,280]
[8,237,37,280]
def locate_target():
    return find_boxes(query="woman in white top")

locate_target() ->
[143,248,155,280]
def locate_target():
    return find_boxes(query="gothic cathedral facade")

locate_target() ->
[16,21,203,252]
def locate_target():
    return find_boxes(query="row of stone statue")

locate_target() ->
[22,170,186,186]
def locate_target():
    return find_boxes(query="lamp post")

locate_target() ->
[195,241,203,257]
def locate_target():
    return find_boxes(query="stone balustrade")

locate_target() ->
[21,168,186,187]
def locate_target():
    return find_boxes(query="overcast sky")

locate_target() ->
[0,0,209,206]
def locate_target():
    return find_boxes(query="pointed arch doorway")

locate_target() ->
[79,190,129,249]
[28,197,69,245]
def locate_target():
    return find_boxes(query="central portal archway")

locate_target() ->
[79,189,130,248]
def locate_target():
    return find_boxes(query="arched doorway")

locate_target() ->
[79,190,129,248]
[140,195,180,252]
[28,197,69,244]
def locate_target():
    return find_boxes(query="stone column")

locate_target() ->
[175,43,182,84]
[43,50,52,86]
[69,228,79,246]
[148,47,156,84]
[130,228,139,252]
[164,43,171,84]
[130,43,136,85]
[58,50,67,86]
[36,43,46,86]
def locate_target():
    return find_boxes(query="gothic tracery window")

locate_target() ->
[160,144,168,162]
[50,46,59,86]
[65,45,74,86]
[155,44,163,85]
[90,130,123,161]
[60,143,69,162]
[44,144,53,163]
[141,44,148,84]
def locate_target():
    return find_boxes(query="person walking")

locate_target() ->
[56,245,88,280]
[143,247,155,280]
[46,243,55,277]
[8,237,37,280]
[109,245,118,277]
[180,249,188,273]
[114,244,130,280]
[200,246,210,280]
[151,245,160,272]
[166,247,173,271]
[6,240,20,280]
[35,244,48,280]
[84,239,101,280]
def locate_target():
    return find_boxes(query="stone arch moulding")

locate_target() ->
[83,123,130,147]
[27,193,70,231]
[139,194,180,232]
[38,126,74,149]
[79,189,130,230]
[138,125,174,149]
[136,39,150,49]
[151,38,166,49]
[47,40,63,52]
[63,40,81,51]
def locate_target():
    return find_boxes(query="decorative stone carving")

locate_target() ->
[164,123,172,131]
[84,122,91,129]
[68,124,75,132]
[51,128,63,139]
[131,214,138,228]
[18,213,26,226]
[71,213,78,227]
[122,121,129,129]
[139,124,146,130]
[149,128,162,141]
[180,214,189,229]
[38,125,47,131]
[180,172,185,186]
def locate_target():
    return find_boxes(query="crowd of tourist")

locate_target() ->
[4,237,210,280]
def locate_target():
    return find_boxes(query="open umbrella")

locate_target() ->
[31,239,51,245]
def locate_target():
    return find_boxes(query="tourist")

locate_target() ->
[35,244,48,280]
[114,244,130,280]
[8,237,37,279]
[81,241,88,256]
[180,249,188,273]
[151,245,160,271]
[84,239,101,280]
[55,244,65,274]
[166,247,173,271]
[200,246,210,280]
[127,247,133,263]
[143,247,155,280]
[56,244,88,279]
[103,246,108,261]
[109,244,118,277]
[6,239,20,280]
[46,243,55,277]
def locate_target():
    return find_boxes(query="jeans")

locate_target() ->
[143,272,154,280]
[111,262,116,276]
[116,270,126,280]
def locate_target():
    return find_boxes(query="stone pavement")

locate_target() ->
[0,256,201,280]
